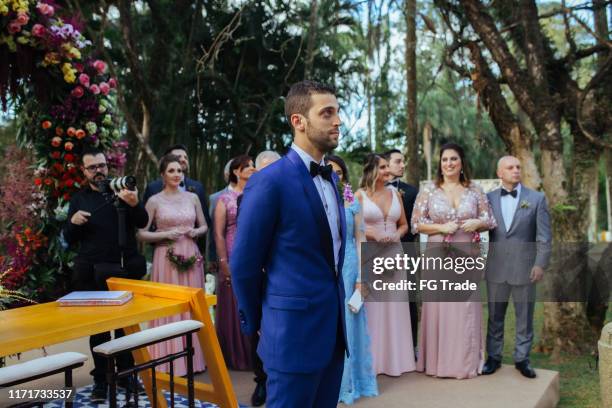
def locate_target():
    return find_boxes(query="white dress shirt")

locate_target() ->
[500,183,521,230]
[291,143,341,271]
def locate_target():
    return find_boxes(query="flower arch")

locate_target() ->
[1,0,126,303]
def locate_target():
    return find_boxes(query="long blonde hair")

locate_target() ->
[359,153,385,193]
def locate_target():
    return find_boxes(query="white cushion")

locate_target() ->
[0,352,87,385]
[93,320,203,356]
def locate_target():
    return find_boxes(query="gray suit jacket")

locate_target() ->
[486,185,552,285]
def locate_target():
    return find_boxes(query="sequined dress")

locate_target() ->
[148,191,206,375]
[411,182,496,379]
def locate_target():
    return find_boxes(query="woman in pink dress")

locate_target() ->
[411,142,496,379]
[356,153,416,376]
[214,154,256,370]
[137,154,208,375]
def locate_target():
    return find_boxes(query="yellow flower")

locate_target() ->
[42,52,60,66]
[16,35,29,45]
[11,0,29,13]
[62,63,76,83]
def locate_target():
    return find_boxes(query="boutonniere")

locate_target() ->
[187,185,196,193]
[520,200,530,209]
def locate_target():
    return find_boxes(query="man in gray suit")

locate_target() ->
[482,156,552,378]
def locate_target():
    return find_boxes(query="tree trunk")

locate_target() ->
[607,150,612,231]
[304,0,319,79]
[465,41,541,189]
[404,0,419,185]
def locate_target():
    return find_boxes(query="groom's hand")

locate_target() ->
[530,266,544,283]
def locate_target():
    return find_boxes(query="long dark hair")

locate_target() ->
[435,142,471,187]
[326,154,349,184]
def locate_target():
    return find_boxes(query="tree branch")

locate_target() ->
[459,0,538,118]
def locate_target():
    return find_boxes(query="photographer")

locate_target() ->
[63,146,148,403]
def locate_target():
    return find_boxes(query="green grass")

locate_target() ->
[485,302,612,407]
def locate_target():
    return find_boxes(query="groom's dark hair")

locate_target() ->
[285,80,336,125]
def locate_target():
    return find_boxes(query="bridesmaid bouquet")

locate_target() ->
[343,183,354,204]
[167,246,203,272]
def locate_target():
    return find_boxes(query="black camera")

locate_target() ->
[95,176,137,201]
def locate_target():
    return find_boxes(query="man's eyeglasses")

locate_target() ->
[84,163,108,172]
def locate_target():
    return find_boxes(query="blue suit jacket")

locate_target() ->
[230,148,348,373]
[143,177,211,228]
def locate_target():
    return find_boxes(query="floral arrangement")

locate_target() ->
[167,246,203,273]
[0,268,36,310]
[0,1,126,304]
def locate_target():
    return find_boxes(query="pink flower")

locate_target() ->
[32,24,46,37]
[36,3,55,16]
[92,60,107,74]
[74,62,84,72]
[99,82,110,95]
[89,84,100,95]
[78,73,90,87]
[16,12,30,26]
[108,78,117,89]
[71,86,84,98]
[8,22,22,34]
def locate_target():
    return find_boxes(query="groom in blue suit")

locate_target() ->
[231,80,347,408]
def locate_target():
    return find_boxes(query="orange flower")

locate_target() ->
[42,120,52,129]
[51,137,62,147]
[75,129,86,139]
[55,127,64,136]
[67,127,76,137]
[64,141,74,151]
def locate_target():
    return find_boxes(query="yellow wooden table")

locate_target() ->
[0,278,237,408]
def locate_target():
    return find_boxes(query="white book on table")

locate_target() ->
[57,291,133,306]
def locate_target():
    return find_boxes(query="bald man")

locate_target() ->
[483,156,551,378]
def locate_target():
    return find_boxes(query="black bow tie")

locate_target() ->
[501,189,518,198]
[310,161,333,182]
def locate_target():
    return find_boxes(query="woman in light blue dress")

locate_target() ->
[327,155,378,405]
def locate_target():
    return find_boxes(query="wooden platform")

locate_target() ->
[5,337,559,407]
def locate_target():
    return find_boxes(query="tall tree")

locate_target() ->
[404,0,419,184]
[436,0,612,355]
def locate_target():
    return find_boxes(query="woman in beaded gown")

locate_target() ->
[327,155,378,404]
[356,153,416,377]
[214,154,256,370]
[411,143,496,379]
[137,154,208,375]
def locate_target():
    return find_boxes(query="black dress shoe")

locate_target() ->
[118,377,144,395]
[90,381,108,403]
[251,382,266,407]
[515,360,536,378]
[482,357,501,375]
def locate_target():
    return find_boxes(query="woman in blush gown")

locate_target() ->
[411,142,496,379]
[214,154,256,370]
[327,155,378,404]
[356,153,416,377]
[137,154,208,375]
